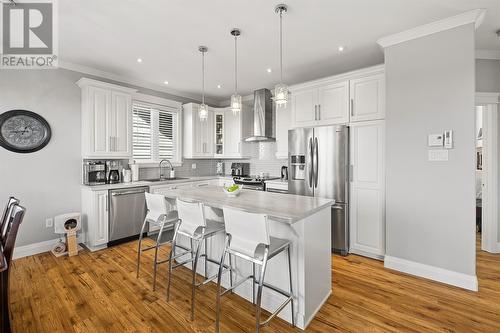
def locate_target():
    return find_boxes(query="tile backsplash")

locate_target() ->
[138,142,287,180]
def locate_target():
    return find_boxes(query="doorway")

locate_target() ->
[476,93,500,254]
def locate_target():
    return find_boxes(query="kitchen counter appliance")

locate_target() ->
[106,160,123,184]
[288,125,349,255]
[233,175,280,191]
[83,161,107,185]
[108,186,148,245]
[230,162,250,177]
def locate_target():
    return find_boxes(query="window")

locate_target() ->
[132,101,180,164]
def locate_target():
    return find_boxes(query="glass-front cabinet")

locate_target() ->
[214,112,224,157]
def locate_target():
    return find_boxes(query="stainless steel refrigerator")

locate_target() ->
[288,125,349,255]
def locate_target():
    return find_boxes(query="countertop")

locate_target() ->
[81,176,232,191]
[160,185,333,223]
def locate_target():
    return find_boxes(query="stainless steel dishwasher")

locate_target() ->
[108,186,148,245]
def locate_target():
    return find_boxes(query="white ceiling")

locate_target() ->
[59,0,500,102]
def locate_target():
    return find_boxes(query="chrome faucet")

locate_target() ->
[159,159,173,180]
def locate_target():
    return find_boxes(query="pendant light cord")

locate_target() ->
[279,9,283,84]
[202,51,205,105]
[234,35,238,94]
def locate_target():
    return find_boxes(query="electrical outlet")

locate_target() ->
[45,217,53,228]
[191,163,197,170]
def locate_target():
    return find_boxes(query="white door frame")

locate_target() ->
[476,93,500,253]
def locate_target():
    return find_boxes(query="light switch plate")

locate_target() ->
[45,217,53,228]
[191,163,197,170]
[428,149,448,161]
[428,134,444,147]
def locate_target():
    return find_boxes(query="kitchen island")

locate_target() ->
[161,185,333,329]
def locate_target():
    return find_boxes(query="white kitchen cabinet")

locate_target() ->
[184,103,251,159]
[291,88,317,128]
[78,78,136,158]
[349,73,385,122]
[81,188,109,251]
[183,103,214,158]
[291,80,349,128]
[349,120,385,260]
[317,81,350,125]
[275,101,291,159]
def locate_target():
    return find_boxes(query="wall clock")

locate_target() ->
[0,110,51,153]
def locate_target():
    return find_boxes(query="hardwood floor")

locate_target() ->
[8,237,500,333]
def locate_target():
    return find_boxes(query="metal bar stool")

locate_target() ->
[167,198,232,321]
[216,207,294,333]
[137,192,182,290]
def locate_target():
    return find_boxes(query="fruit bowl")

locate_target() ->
[223,184,242,197]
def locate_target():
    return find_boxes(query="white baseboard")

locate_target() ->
[384,255,478,291]
[13,235,86,260]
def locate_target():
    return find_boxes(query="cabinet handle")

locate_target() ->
[314,105,317,121]
[318,105,321,120]
[350,99,354,117]
[114,137,118,151]
[105,195,108,211]
[349,165,353,182]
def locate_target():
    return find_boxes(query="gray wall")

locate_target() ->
[385,24,476,276]
[0,68,201,247]
[476,59,500,93]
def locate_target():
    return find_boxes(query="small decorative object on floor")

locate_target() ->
[52,212,83,257]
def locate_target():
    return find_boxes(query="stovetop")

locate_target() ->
[233,175,280,183]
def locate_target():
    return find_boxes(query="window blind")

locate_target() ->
[132,103,177,162]
[132,105,152,160]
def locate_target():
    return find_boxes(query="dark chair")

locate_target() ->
[0,204,26,333]
[0,198,19,243]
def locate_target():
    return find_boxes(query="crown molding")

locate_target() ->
[59,60,221,105]
[377,9,486,49]
[476,49,500,60]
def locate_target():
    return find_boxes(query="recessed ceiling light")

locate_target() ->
[163,81,169,85]
[266,68,272,73]
[217,84,222,89]
[338,46,345,52]
[137,58,143,63]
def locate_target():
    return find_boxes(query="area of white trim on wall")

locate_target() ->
[384,255,479,291]
[377,9,486,48]
[476,49,500,60]
[60,60,218,105]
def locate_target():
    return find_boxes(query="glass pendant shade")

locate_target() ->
[199,103,209,120]
[274,82,289,107]
[229,93,242,114]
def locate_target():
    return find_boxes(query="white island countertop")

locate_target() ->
[161,185,333,223]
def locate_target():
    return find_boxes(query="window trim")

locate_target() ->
[132,96,183,167]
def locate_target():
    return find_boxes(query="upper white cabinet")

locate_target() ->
[291,88,318,127]
[275,102,291,159]
[349,73,385,122]
[77,78,137,158]
[318,82,350,125]
[349,120,385,259]
[183,103,251,159]
[291,80,349,128]
[290,65,385,128]
[183,103,214,158]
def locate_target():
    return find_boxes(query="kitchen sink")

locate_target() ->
[147,177,189,182]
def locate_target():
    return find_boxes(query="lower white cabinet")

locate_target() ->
[81,188,109,251]
[349,120,385,259]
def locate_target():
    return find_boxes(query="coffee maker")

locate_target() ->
[230,162,249,177]
[83,161,107,185]
[106,160,122,184]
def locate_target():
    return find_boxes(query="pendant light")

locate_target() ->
[274,4,288,108]
[198,46,209,121]
[229,29,242,114]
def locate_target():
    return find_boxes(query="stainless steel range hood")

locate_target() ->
[244,88,275,142]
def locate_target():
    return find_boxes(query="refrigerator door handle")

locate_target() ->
[314,137,319,188]
[308,137,313,187]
